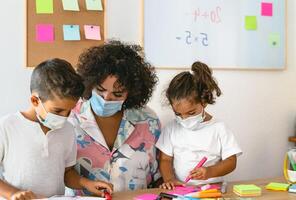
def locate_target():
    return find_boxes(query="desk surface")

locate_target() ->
[111,177,296,200]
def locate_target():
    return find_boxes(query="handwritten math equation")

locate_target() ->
[176,31,209,46]
[188,6,222,24]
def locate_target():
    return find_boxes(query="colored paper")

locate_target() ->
[134,194,158,200]
[36,24,54,42]
[261,2,273,16]
[63,25,81,41]
[233,184,261,197]
[168,185,198,195]
[85,0,103,11]
[62,0,80,11]
[36,0,53,14]
[268,33,280,47]
[245,16,257,30]
[201,184,221,191]
[84,25,101,40]
[266,182,289,191]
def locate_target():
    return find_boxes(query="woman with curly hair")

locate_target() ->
[68,40,161,193]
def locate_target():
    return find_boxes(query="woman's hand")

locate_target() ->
[80,177,113,197]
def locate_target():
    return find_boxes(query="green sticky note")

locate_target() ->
[85,0,103,11]
[62,0,80,11]
[234,184,261,193]
[245,16,257,30]
[36,0,53,14]
[268,33,280,47]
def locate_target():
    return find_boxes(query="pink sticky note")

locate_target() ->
[261,2,273,16]
[134,194,158,200]
[201,184,221,191]
[84,25,101,40]
[168,185,198,195]
[36,24,54,42]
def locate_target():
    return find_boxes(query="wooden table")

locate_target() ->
[111,177,296,200]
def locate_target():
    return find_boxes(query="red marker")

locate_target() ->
[103,190,112,200]
[184,156,207,183]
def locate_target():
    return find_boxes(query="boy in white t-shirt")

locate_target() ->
[0,59,112,200]
[156,61,242,189]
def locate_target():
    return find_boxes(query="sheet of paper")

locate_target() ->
[261,2,273,16]
[62,0,80,11]
[134,194,158,200]
[36,24,54,42]
[245,16,257,30]
[84,25,101,40]
[85,0,103,11]
[36,0,53,14]
[268,33,280,47]
[63,25,81,41]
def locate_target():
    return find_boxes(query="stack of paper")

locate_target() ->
[265,182,290,191]
[233,184,261,197]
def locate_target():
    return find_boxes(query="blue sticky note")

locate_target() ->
[63,25,81,41]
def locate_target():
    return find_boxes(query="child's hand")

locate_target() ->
[80,178,113,197]
[10,190,37,200]
[159,179,184,190]
[189,167,212,180]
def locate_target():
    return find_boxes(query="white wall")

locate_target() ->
[0,0,296,181]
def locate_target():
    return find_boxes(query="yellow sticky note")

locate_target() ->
[85,0,103,11]
[245,16,257,30]
[62,0,80,11]
[36,0,53,14]
[266,182,289,191]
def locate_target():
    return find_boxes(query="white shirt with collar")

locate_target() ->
[0,112,77,197]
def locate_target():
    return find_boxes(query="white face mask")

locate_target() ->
[176,110,205,131]
[36,97,68,130]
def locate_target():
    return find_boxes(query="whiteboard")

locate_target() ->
[143,0,286,69]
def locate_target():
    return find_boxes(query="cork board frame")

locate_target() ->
[26,0,106,68]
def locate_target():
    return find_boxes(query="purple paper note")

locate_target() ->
[36,24,54,42]
[134,194,158,200]
[261,2,273,16]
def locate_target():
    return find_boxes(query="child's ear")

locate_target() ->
[201,101,208,108]
[30,95,39,107]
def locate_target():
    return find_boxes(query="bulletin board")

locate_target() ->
[26,0,106,68]
[143,0,286,70]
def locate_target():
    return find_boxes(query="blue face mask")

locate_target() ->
[90,90,124,117]
[36,97,68,130]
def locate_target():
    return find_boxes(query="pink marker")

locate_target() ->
[184,156,208,183]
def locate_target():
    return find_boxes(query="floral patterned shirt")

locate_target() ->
[68,100,161,193]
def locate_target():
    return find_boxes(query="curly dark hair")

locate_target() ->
[166,61,221,105]
[30,58,85,101]
[76,40,158,109]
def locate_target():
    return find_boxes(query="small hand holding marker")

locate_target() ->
[184,156,207,183]
[103,189,112,200]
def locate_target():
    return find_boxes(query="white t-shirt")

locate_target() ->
[0,112,77,197]
[156,118,242,185]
